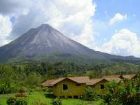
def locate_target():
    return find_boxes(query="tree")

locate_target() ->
[83,87,98,101]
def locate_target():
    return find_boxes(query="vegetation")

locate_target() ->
[0,61,140,105]
[0,92,104,105]
[83,87,98,101]
[7,97,27,105]
[0,62,139,94]
[82,75,140,105]
[7,97,16,105]
[0,75,140,105]
[52,98,62,105]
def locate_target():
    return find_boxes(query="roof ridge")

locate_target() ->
[42,74,137,87]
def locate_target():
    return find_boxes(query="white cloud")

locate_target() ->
[109,13,127,25]
[73,21,95,48]
[0,15,12,46]
[0,0,97,49]
[97,29,140,57]
[49,0,96,43]
[0,0,96,48]
[10,0,95,38]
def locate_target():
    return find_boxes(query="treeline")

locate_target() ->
[0,61,140,94]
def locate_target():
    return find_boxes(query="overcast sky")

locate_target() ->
[0,0,140,57]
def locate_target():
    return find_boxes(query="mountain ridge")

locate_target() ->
[0,24,139,64]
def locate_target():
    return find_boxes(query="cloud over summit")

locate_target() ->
[0,0,96,48]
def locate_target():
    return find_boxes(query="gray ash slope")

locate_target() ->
[0,24,139,64]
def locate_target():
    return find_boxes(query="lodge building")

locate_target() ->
[42,74,137,98]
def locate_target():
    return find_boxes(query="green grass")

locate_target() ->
[0,92,103,105]
[0,94,14,105]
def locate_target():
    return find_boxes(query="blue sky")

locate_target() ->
[91,0,140,57]
[94,0,140,42]
[0,0,140,57]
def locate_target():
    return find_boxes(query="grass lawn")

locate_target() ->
[0,92,103,105]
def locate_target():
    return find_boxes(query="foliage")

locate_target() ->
[102,76,140,105]
[0,83,17,94]
[0,92,101,105]
[7,97,17,105]
[51,98,62,105]
[7,97,27,105]
[44,88,55,98]
[15,87,27,98]
[83,87,98,101]
[32,101,47,105]
[15,99,27,105]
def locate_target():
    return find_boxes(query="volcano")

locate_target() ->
[0,24,139,64]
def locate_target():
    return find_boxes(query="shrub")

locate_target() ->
[18,87,27,93]
[52,98,62,105]
[15,99,27,105]
[7,97,28,105]
[97,99,108,105]
[7,97,16,105]
[45,88,55,98]
[83,87,98,101]
[0,83,17,94]
[15,93,27,97]
[33,100,47,105]
[15,87,28,97]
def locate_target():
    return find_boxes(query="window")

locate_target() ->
[68,96,72,98]
[60,96,65,98]
[76,84,81,86]
[74,96,78,99]
[63,84,68,90]
[100,84,104,89]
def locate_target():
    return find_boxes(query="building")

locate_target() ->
[87,78,108,95]
[87,76,122,95]
[42,76,90,98]
[120,74,137,80]
[103,75,122,83]
[42,74,137,98]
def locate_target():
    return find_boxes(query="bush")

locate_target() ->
[0,83,17,94]
[15,87,28,98]
[33,100,47,105]
[15,99,27,105]
[18,87,27,93]
[83,87,98,101]
[97,99,108,105]
[15,93,27,97]
[52,98,62,105]
[7,97,27,105]
[7,97,16,105]
[44,88,55,98]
